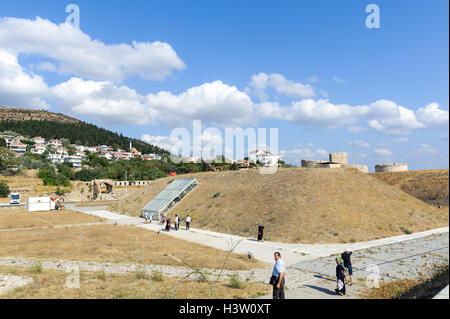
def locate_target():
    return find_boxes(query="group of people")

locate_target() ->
[269,248,354,299]
[156,212,192,232]
[335,248,353,296]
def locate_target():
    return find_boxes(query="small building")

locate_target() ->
[32,137,46,144]
[9,142,26,155]
[65,156,82,169]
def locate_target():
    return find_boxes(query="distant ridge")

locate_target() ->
[0,106,80,124]
[0,106,168,156]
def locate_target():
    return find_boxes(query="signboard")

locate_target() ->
[26,197,51,212]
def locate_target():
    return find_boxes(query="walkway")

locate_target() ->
[67,204,449,299]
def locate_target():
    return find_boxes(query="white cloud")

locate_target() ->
[146,80,256,127]
[51,78,151,125]
[368,105,425,135]
[416,103,449,130]
[258,99,367,128]
[0,49,50,108]
[51,78,255,127]
[348,126,369,134]
[373,148,393,157]
[412,144,439,156]
[307,75,320,83]
[348,140,370,148]
[280,147,329,163]
[395,137,408,143]
[140,134,182,152]
[247,73,315,101]
[333,76,344,83]
[0,17,185,82]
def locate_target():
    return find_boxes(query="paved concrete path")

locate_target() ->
[0,274,33,296]
[67,204,449,299]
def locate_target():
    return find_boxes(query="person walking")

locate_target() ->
[185,215,191,230]
[257,223,264,242]
[335,257,346,296]
[341,248,353,285]
[270,252,286,299]
[143,212,149,223]
[174,215,179,231]
[166,217,171,232]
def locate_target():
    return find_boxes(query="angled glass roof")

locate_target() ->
[142,178,199,214]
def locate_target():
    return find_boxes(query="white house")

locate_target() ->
[249,149,281,168]
[32,137,46,144]
[65,156,82,169]
[47,139,62,148]
[48,153,65,164]
[30,143,46,155]
[9,142,27,155]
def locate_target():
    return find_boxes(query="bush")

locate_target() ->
[151,270,164,282]
[0,182,10,197]
[29,261,43,274]
[229,274,245,289]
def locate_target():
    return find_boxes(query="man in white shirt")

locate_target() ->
[272,252,286,299]
[174,215,179,231]
[185,215,191,230]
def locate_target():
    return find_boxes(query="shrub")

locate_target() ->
[229,274,245,289]
[151,270,164,282]
[0,182,10,197]
[213,192,221,198]
[135,267,148,280]
[29,261,43,274]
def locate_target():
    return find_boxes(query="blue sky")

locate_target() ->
[0,0,448,170]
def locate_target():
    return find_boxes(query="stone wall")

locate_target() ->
[375,163,408,173]
[329,152,348,165]
[301,160,327,168]
[342,164,369,173]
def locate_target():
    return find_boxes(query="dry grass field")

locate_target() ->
[0,208,103,229]
[371,169,449,207]
[0,266,269,299]
[0,224,266,270]
[111,168,449,244]
[0,170,147,203]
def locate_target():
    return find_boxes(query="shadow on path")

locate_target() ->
[302,284,338,296]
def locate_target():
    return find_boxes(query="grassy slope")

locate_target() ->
[371,169,449,207]
[110,168,449,244]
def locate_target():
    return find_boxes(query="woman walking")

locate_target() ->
[335,257,346,296]
[257,223,265,242]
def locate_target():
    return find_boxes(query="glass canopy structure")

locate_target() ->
[142,178,199,220]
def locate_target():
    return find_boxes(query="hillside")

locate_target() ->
[0,106,80,124]
[110,168,449,244]
[0,106,168,155]
[371,170,449,207]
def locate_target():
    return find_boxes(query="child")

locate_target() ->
[335,257,346,296]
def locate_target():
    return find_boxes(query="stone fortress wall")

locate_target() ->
[375,163,408,173]
[301,152,368,173]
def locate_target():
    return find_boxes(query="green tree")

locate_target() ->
[0,182,10,197]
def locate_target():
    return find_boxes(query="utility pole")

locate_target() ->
[125,171,128,195]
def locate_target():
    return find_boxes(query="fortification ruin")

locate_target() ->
[301,152,368,173]
[375,163,408,173]
[329,152,348,165]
